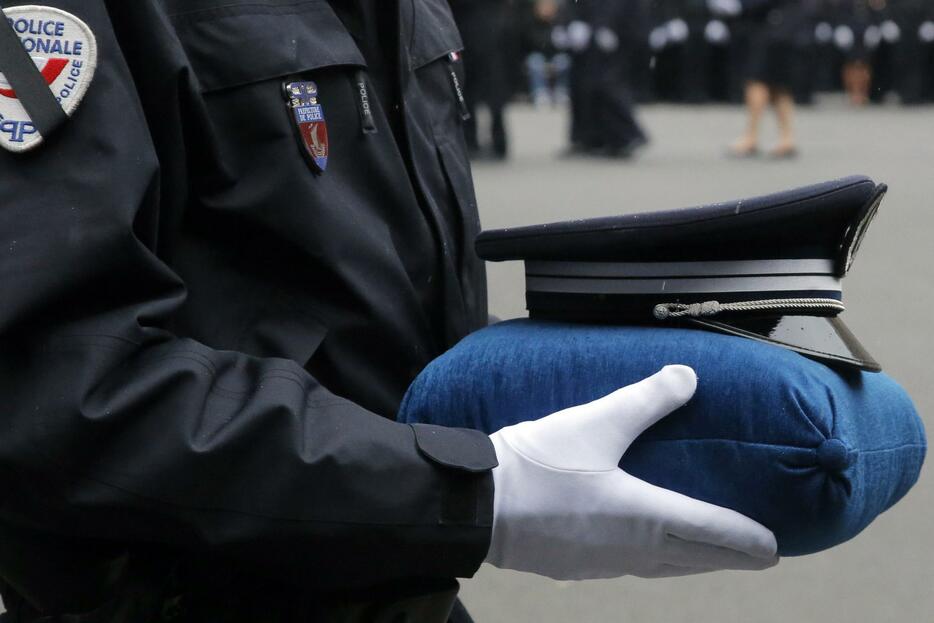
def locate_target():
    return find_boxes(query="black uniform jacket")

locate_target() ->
[0,0,496,619]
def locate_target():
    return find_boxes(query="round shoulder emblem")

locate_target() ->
[0,5,97,153]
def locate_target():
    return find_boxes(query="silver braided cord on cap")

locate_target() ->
[653,298,846,320]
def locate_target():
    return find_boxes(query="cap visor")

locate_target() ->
[689,315,881,373]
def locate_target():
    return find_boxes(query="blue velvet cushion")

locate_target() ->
[399,320,926,556]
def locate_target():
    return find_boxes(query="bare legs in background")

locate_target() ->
[843,61,872,106]
[771,88,797,157]
[730,80,797,158]
[731,81,769,155]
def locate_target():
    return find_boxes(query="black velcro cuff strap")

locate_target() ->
[410,423,498,473]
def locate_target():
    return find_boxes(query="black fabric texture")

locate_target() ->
[0,0,493,620]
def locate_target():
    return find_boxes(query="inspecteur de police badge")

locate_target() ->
[283,80,329,173]
[0,5,97,153]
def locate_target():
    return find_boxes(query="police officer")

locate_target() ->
[0,1,779,622]
[564,0,649,157]
[714,0,808,157]
[888,0,932,104]
[449,0,514,159]
[922,0,934,102]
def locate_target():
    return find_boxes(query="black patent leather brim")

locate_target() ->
[688,315,881,373]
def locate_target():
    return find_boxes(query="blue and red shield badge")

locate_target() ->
[283,80,328,173]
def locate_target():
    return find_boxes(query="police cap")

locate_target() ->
[476,175,886,372]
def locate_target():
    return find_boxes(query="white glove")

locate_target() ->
[815,22,834,44]
[594,27,620,53]
[880,20,901,44]
[666,18,690,44]
[707,0,742,18]
[551,25,569,51]
[864,25,882,49]
[485,365,779,581]
[705,20,731,45]
[566,20,593,53]
[834,25,855,51]
[648,26,669,52]
[921,21,934,43]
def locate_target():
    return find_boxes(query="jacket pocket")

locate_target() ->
[169,0,366,92]
[410,0,468,129]
[165,1,357,367]
[409,0,465,71]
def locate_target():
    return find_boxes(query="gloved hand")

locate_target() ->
[707,0,743,17]
[485,365,779,580]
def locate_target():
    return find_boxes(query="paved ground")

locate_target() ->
[460,100,934,622]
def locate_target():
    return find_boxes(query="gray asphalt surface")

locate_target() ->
[460,100,934,623]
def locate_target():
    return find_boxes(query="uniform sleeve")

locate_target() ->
[0,0,495,591]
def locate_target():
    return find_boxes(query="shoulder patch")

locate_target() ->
[0,5,97,153]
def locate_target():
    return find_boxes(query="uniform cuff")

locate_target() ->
[410,423,497,576]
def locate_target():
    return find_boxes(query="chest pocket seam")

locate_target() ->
[170,2,366,93]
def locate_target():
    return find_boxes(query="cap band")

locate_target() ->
[525,258,842,298]
[526,258,836,278]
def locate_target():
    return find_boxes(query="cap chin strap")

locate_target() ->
[653,298,846,320]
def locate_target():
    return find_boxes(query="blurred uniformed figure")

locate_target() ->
[703,7,736,101]
[450,0,514,158]
[553,0,590,151]
[605,0,934,105]
[648,0,690,101]
[712,0,808,158]
[812,1,842,93]
[521,0,572,107]
[561,0,650,158]
[868,0,898,103]
[835,0,878,105]
[831,0,934,105]
[789,0,819,105]
[887,0,933,104]
[922,1,934,102]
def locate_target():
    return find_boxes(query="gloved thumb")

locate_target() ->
[503,365,697,471]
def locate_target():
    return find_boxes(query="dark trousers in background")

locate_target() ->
[452,0,512,157]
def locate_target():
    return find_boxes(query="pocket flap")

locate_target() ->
[171,1,366,92]
[409,0,464,69]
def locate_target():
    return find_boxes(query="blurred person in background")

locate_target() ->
[556,2,590,153]
[867,0,899,104]
[712,0,809,158]
[923,3,934,102]
[562,0,650,158]
[704,9,736,102]
[886,0,933,104]
[812,1,842,94]
[834,0,876,105]
[649,1,691,102]
[789,0,820,105]
[522,0,572,108]
[450,0,514,159]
